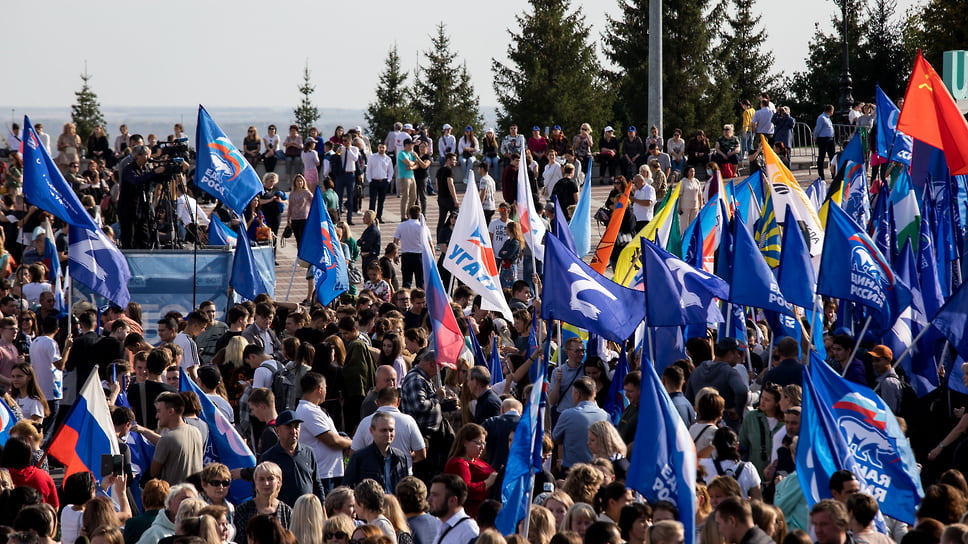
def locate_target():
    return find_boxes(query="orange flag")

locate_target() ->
[897,51,968,175]
[590,181,633,273]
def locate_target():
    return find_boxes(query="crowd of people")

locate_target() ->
[0,101,961,544]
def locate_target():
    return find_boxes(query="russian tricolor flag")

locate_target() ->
[48,367,120,478]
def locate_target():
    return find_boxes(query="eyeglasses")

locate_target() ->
[207,480,231,487]
[325,532,348,540]
[350,539,365,544]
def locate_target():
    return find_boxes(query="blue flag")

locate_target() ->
[21,116,100,232]
[180,370,256,504]
[717,303,749,351]
[125,430,156,480]
[837,131,872,229]
[627,359,697,544]
[540,234,646,343]
[918,213,945,320]
[730,215,793,315]
[69,225,132,308]
[194,106,264,215]
[883,243,939,397]
[43,232,66,313]
[301,187,349,305]
[230,227,267,302]
[468,327,488,368]
[875,84,913,166]
[817,203,912,334]
[207,215,238,246]
[798,352,923,524]
[932,278,968,359]
[603,349,630,425]
[495,331,549,534]
[651,325,688,373]
[777,220,817,309]
[488,336,503,386]
[642,237,728,326]
[569,163,593,257]
[553,195,577,255]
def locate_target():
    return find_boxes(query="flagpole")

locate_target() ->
[885,326,932,373]
[647,325,656,364]
[285,259,298,301]
[766,332,775,369]
[842,315,872,377]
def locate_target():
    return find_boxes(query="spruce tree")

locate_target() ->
[413,23,482,137]
[71,63,105,145]
[719,0,775,112]
[293,61,320,138]
[365,45,420,143]
[491,0,612,136]
[605,0,716,136]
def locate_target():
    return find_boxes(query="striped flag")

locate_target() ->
[755,182,781,268]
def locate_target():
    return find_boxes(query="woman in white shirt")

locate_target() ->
[11,363,48,423]
[698,427,762,500]
[458,127,479,181]
[263,124,281,174]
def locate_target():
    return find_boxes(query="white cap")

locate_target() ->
[603,126,614,133]
[486,127,494,134]
[403,123,413,130]
[442,123,452,130]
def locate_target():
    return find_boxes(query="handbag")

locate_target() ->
[285,145,301,158]
[282,225,293,239]
[255,226,272,242]
[347,264,363,284]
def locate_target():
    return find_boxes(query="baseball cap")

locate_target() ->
[275,410,304,427]
[32,226,46,239]
[464,125,473,131]
[442,123,452,130]
[403,123,413,130]
[486,128,494,134]
[628,125,637,132]
[603,126,614,133]
[867,345,893,360]
[532,125,541,131]
[715,337,748,353]
[552,124,561,131]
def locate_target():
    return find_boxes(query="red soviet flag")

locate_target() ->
[897,51,968,175]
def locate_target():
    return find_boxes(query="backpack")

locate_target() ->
[272,361,310,413]
[237,360,284,436]
[328,149,345,178]
[713,458,749,482]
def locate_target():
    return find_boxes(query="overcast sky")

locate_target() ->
[4,0,920,113]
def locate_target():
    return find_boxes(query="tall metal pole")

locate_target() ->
[836,0,854,124]
[648,0,662,138]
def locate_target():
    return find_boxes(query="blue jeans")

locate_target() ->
[335,173,355,220]
[741,131,754,160]
[670,158,685,173]
[459,156,475,180]
[484,155,499,179]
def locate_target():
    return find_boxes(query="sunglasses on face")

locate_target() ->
[325,532,348,540]
[207,480,231,487]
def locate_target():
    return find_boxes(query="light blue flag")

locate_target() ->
[568,164,593,257]
[652,325,688,373]
[553,195,577,255]
[627,358,697,544]
[798,352,923,524]
[932,279,968,360]
[917,213,945,320]
[194,106,264,215]
[777,219,817,309]
[0,397,17,446]
[875,84,913,166]
[180,369,256,504]
[21,116,100,232]
[883,242,939,397]
[207,215,237,246]
[729,214,793,315]
[603,349,629,425]
[69,225,132,308]
[949,355,968,395]
[230,227,267,302]
[540,234,646,343]
[495,332,549,534]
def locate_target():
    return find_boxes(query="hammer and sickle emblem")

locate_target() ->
[919,74,934,92]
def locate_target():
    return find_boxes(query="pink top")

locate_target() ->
[289,190,313,221]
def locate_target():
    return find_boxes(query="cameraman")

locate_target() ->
[119,145,186,249]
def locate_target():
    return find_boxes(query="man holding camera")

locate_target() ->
[120,145,188,249]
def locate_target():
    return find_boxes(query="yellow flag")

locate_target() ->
[613,182,681,286]
[760,135,824,255]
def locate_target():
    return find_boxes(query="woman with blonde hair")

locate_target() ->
[234,462,292,544]
[288,174,313,250]
[322,513,355,544]
[560,503,597,538]
[56,122,82,170]
[243,126,262,169]
[382,495,413,544]
[647,520,685,544]
[291,494,325,544]
[542,490,574,528]
[572,123,594,167]
[525,504,556,544]
[560,463,604,506]
[587,420,629,480]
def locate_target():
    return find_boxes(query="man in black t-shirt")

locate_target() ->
[551,163,579,221]
[436,153,458,236]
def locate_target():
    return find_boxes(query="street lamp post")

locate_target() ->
[836,0,854,124]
